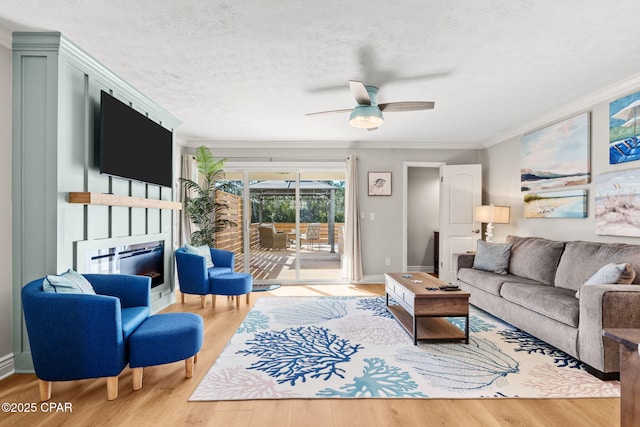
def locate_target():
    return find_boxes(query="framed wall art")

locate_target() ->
[523,189,588,218]
[609,91,640,164]
[368,172,391,196]
[520,112,590,191]
[595,168,640,236]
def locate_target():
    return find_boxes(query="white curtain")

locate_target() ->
[344,155,363,283]
[179,154,197,247]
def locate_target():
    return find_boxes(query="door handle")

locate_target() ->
[472,229,480,233]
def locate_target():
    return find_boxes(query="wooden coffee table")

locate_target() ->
[385,272,470,345]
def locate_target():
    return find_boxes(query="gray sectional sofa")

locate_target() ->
[452,235,640,380]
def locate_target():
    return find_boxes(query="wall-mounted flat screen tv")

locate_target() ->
[99,90,173,188]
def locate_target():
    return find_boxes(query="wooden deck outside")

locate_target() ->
[235,244,343,281]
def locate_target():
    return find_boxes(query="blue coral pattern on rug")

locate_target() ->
[237,325,361,385]
[190,296,620,401]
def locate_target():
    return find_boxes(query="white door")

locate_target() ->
[439,164,482,283]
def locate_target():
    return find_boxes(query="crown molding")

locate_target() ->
[177,139,481,151]
[12,32,181,130]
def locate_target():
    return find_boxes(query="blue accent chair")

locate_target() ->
[175,247,244,308]
[21,274,151,401]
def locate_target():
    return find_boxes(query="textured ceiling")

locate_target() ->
[2,1,640,148]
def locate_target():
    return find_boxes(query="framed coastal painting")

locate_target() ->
[523,189,588,218]
[520,112,590,191]
[609,90,640,164]
[368,172,391,196]
[595,168,640,236]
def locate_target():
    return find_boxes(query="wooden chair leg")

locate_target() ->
[185,356,195,378]
[38,379,51,401]
[212,295,216,307]
[181,292,185,304]
[200,295,206,308]
[194,352,198,364]
[246,293,250,304]
[132,367,143,391]
[236,295,240,308]
[107,376,119,400]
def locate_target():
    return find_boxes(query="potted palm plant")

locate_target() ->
[179,146,236,247]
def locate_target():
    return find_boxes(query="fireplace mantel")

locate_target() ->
[68,192,182,210]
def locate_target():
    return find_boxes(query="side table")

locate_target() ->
[603,328,640,427]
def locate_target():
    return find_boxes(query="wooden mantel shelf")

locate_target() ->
[68,192,182,210]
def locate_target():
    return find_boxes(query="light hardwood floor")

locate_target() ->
[0,284,619,427]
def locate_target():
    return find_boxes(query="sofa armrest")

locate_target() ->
[578,284,640,372]
[85,274,151,309]
[452,253,475,278]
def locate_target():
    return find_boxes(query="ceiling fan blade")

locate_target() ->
[349,80,371,105]
[305,108,353,117]
[379,101,435,112]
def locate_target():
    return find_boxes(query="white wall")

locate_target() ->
[0,28,12,379]
[407,167,439,270]
[481,79,640,246]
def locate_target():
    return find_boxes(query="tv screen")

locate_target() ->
[99,90,173,188]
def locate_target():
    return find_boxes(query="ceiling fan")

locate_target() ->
[306,80,435,130]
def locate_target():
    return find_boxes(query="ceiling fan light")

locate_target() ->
[349,106,384,129]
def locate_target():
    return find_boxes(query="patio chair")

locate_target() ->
[258,223,287,250]
[301,223,321,250]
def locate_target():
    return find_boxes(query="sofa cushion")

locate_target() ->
[500,282,579,328]
[43,269,96,294]
[457,268,547,296]
[185,244,214,268]
[555,241,640,291]
[506,236,565,286]
[472,240,512,274]
[575,262,635,298]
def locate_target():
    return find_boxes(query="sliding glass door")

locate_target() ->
[298,171,344,282]
[219,165,345,284]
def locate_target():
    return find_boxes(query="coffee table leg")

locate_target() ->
[413,315,418,345]
[465,314,469,344]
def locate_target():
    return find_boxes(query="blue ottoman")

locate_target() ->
[129,312,203,391]
[212,273,253,308]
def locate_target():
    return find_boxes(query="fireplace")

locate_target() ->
[85,240,165,288]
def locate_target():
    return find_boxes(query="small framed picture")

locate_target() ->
[368,172,392,196]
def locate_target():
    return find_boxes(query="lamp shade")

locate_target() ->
[474,205,510,224]
[349,105,384,129]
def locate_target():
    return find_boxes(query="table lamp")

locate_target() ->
[474,204,510,243]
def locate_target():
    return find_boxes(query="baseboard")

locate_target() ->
[407,265,434,273]
[0,353,15,380]
[362,275,385,284]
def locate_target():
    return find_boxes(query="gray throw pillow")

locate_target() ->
[472,240,513,274]
[43,269,96,294]
[575,262,635,298]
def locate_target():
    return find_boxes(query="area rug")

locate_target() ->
[251,284,282,292]
[190,296,620,400]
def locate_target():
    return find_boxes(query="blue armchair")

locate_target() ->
[175,247,234,307]
[21,274,151,401]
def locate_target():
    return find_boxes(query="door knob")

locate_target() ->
[472,229,480,233]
